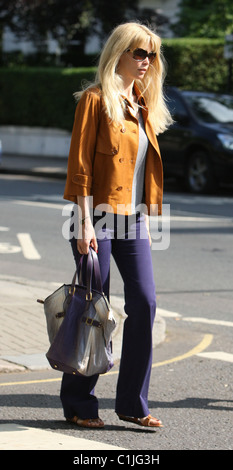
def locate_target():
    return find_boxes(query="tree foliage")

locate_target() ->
[173,0,233,37]
[0,0,139,52]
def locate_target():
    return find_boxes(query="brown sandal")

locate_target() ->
[118,414,163,428]
[66,416,104,428]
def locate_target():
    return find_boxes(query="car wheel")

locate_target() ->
[185,150,215,193]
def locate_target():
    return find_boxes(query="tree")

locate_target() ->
[0,0,140,55]
[173,0,233,38]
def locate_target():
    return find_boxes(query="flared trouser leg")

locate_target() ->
[112,227,156,418]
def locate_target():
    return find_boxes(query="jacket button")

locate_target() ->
[116,186,123,191]
[119,158,124,163]
[121,127,126,133]
[112,148,118,155]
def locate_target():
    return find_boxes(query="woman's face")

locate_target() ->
[117,41,153,83]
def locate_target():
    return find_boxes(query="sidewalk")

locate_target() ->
[0,153,67,179]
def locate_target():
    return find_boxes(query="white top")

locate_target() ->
[131,110,149,212]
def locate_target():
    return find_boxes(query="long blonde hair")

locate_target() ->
[75,22,173,134]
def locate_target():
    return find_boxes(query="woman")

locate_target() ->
[61,22,172,429]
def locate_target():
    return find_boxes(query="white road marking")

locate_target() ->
[157,308,181,318]
[13,200,63,210]
[0,243,21,254]
[197,351,233,363]
[182,317,233,327]
[157,216,233,223]
[0,226,10,231]
[158,310,233,327]
[158,309,233,364]
[17,233,41,260]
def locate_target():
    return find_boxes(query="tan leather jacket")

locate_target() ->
[63,84,163,215]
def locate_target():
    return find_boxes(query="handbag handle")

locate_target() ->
[86,248,103,298]
[70,248,103,299]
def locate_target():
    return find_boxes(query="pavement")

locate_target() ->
[0,152,166,450]
[0,152,68,179]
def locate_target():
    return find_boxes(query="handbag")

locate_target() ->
[37,273,76,344]
[45,248,116,376]
[37,257,88,344]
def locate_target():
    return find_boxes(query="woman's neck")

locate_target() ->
[122,80,135,102]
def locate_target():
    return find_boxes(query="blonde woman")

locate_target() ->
[61,22,172,429]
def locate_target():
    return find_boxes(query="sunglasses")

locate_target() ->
[126,48,157,64]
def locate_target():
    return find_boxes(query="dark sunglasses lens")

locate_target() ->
[149,52,156,63]
[133,48,156,63]
[133,48,147,61]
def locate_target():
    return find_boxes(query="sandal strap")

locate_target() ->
[140,414,163,427]
[118,413,163,428]
[67,416,104,428]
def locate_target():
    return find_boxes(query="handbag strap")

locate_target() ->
[86,248,103,298]
[70,248,103,298]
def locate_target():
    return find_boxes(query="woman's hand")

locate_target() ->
[77,217,98,255]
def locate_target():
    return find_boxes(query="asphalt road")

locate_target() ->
[0,174,233,452]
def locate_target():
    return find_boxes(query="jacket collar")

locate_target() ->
[133,82,147,109]
[121,82,148,111]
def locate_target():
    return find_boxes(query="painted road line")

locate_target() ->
[0,334,213,387]
[161,216,232,223]
[158,308,233,327]
[0,242,21,254]
[151,334,213,369]
[17,233,41,260]
[0,226,10,231]
[182,317,233,327]
[157,308,181,318]
[197,351,233,363]
[0,377,62,387]
[13,200,64,210]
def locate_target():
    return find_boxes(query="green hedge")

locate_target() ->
[0,38,230,130]
[162,38,228,92]
[0,67,96,130]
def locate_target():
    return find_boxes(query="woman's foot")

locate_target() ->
[118,414,163,428]
[66,416,104,428]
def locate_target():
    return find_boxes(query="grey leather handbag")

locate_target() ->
[39,248,116,376]
[37,274,75,344]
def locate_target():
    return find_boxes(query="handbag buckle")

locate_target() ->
[86,292,93,301]
[85,317,94,326]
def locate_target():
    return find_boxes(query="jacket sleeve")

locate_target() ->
[63,89,101,202]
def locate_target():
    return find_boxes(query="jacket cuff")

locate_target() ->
[71,173,92,195]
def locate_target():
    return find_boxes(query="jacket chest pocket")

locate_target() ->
[95,122,121,156]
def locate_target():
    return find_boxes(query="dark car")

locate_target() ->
[158,87,233,193]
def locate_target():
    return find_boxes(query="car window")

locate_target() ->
[184,95,233,123]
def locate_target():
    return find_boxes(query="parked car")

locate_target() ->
[158,87,233,193]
